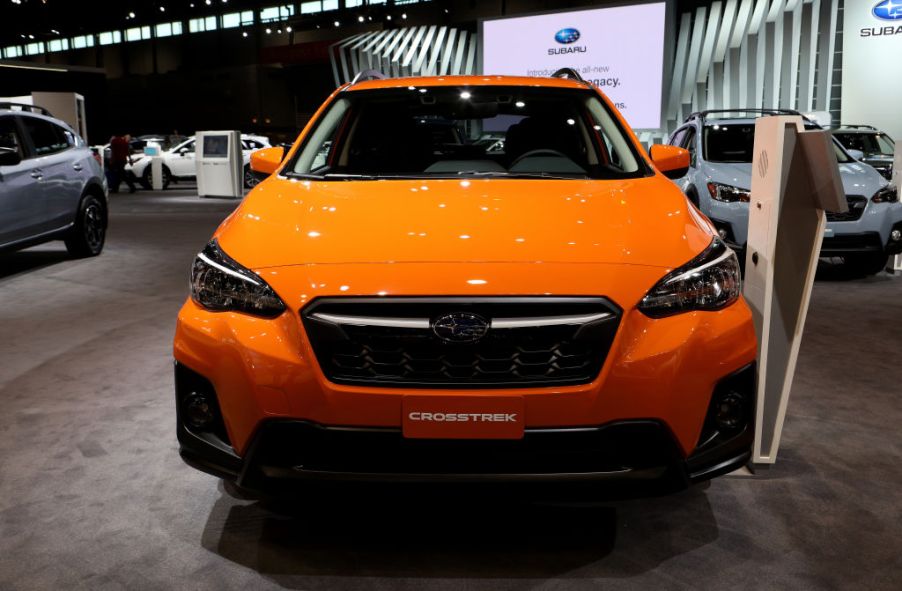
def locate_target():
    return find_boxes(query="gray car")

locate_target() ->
[831,125,895,181]
[666,109,902,275]
[0,103,108,257]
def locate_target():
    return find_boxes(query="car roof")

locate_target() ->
[832,128,881,134]
[2,109,74,130]
[345,74,590,92]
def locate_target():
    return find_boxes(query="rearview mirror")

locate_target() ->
[0,147,22,167]
[649,144,690,180]
[250,146,285,176]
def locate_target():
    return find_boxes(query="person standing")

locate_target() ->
[109,134,136,193]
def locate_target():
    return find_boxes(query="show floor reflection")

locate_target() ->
[200,479,719,584]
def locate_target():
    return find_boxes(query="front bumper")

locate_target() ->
[174,262,757,491]
[175,355,755,492]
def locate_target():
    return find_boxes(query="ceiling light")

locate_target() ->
[357,15,364,22]
[242,31,248,37]
[386,15,392,20]
[129,11,135,17]
[460,91,471,99]
[159,6,166,12]
[402,13,407,19]
[285,26,292,32]
[265,27,271,34]
[333,20,340,27]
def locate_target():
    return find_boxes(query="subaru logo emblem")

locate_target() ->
[873,0,902,20]
[432,313,489,343]
[554,28,581,44]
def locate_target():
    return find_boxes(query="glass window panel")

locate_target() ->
[48,39,69,52]
[3,46,23,58]
[98,31,121,45]
[72,35,94,49]
[322,0,338,10]
[24,42,45,55]
[241,10,254,25]
[222,12,241,28]
[300,1,321,14]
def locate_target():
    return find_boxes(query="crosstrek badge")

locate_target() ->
[402,396,525,439]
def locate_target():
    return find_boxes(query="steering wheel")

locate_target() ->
[510,148,570,168]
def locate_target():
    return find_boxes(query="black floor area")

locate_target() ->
[1,189,901,590]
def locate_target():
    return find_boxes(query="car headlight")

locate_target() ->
[872,185,898,203]
[190,240,285,317]
[707,182,751,203]
[638,238,742,318]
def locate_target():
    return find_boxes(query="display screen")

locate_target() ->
[202,135,229,158]
[481,3,667,129]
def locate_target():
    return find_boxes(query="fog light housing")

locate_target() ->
[715,391,746,432]
[175,363,231,445]
[184,392,214,429]
[891,229,901,242]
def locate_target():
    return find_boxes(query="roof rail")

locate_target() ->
[349,69,387,85]
[835,124,878,131]
[551,67,584,82]
[685,108,801,123]
[0,102,53,117]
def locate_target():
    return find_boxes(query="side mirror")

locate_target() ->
[846,148,865,161]
[0,147,22,167]
[649,144,690,180]
[250,146,285,175]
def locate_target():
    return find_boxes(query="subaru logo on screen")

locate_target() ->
[432,313,489,343]
[554,28,581,44]
[873,0,902,20]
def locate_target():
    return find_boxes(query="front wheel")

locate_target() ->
[142,164,172,190]
[843,252,888,276]
[244,164,261,189]
[65,194,107,257]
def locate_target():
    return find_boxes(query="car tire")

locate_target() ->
[844,252,888,276]
[65,194,107,258]
[142,164,172,190]
[244,163,260,189]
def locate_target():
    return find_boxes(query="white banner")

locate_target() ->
[841,0,902,140]
[481,3,667,130]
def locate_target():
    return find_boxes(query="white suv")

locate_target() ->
[127,134,270,190]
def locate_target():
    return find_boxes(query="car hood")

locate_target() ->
[703,160,886,196]
[215,176,715,269]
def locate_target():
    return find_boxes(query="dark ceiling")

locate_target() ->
[1,0,446,46]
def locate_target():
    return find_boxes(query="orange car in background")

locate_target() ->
[174,71,756,494]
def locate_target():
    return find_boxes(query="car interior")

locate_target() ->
[291,86,644,179]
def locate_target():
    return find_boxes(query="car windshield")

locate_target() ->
[704,122,852,163]
[286,85,648,180]
[833,132,895,156]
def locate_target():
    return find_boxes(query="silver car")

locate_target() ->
[0,103,108,257]
[666,109,902,275]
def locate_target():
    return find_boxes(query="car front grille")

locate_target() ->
[301,297,621,388]
[827,196,867,222]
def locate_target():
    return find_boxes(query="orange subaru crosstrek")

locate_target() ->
[174,72,756,494]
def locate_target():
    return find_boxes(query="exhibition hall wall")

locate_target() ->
[841,0,902,140]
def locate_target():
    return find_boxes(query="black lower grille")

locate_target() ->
[301,297,621,388]
[243,420,681,479]
[826,196,867,222]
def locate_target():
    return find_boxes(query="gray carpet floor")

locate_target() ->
[0,189,900,590]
